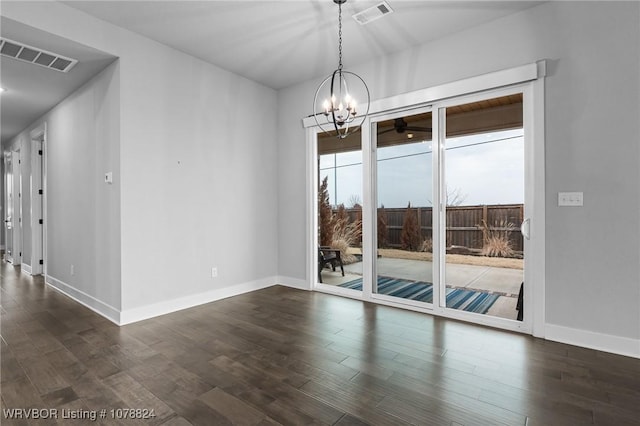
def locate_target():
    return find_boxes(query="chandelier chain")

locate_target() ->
[338,2,343,71]
[313,0,370,139]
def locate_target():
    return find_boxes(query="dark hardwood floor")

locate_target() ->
[2,261,640,425]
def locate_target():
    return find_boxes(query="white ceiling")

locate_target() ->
[62,0,543,89]
[0,17,117,144]
[1,0,543,144]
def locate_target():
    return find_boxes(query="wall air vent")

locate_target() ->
[352,1,393,25]
[0,38,78,73]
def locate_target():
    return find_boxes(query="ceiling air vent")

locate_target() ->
[0,38,78,73]
[352,1,393,25]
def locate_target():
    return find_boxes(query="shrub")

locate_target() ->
[332,204,349,235]
[353,203,363,246]
[377,205,388,248]
[331,211,362,264]
[318,183,363,263]
[330,237,358,264]
[478,219,516,257]
[318,177,333,246]
[400,202,421,251]
[419,238,433,253]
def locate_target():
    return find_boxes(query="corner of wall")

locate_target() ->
[276,276,311,291]
[46,275,121,325]
[545,323,640,359]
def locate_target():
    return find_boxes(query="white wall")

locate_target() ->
[117,29,279,318]
[278,2,640,350]
[4,62,121,314]
[0,159,4,249]
[2,1,279,323]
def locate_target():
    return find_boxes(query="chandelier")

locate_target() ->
[313,0,370,139]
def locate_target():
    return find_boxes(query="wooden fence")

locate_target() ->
[341,204,524,252]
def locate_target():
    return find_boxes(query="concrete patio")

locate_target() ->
[320,257,523,320]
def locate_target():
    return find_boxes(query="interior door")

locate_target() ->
[11,150,22,265]
[4,153,14,263]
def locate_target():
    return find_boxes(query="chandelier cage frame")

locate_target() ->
[313,0,370,140]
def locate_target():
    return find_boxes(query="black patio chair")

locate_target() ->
[318,246,344,283]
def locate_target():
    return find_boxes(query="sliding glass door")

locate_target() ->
[440,93,525,320]
[371,109,436,308]
[310,74,539,332]
[316,130,364,292]
[369,91,526,321]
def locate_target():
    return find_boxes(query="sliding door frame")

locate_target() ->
[308,125,365,300]
[367,105,437,310]
[433,85,531,332]
[305,61,546,336]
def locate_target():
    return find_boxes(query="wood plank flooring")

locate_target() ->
[2,261,640,425]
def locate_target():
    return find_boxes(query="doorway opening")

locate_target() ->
[308,62,545,334]
[3,149,22,265]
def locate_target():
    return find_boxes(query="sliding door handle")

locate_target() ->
[520,218,530,240]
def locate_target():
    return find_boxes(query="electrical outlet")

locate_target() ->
[211,267,218,278]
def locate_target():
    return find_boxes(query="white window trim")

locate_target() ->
[304,62,542,128]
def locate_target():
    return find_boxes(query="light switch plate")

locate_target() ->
[104,172,113,184]
[558,192,583,206]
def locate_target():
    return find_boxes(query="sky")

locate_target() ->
[319,128,524,208]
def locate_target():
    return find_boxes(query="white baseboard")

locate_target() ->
[44,275,286,326]
[46,275,121,324]
[32,273,640,359]
[545,323,640,359]
[276,276,311,291]
[22,263,32,275]
[119,276,278,325]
